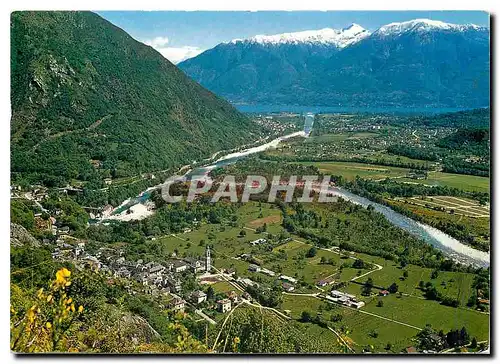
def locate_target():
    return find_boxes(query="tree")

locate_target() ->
[403,271,409,279]
[206,286,215,301]
[306,247,317,258]
[239,230,247,237]
[300,311,312,323]
[470,337,478,349]
[416,325,446,352]
[445,327,470,348]
[377,300,384,307]
[431,269,439,279]
[388,283,398,294]
[467,294,477,307]
[362,278,373,296]
[441,296,459,308]
[330,313,343,322]
[352,259,365,269]
[424,286,441,301]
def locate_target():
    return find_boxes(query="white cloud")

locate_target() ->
[155,46,204,64]
[144,36,170,48]
[142,36,204,64]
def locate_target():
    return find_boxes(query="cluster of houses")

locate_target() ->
[244,266,298,292]
[185,289,246,314]
[51,241,213,312]
[252,114,298,134]
[325,290,365,309]
[48,236,252,318]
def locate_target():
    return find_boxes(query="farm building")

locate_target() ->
[217,298,232,313]
[191,290,207,304]
[326,290,365,309]
[250,238,267,246]
[282,282,295,292]
[279,275,298,284]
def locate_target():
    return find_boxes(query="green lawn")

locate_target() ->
[211,281,236,294]
[399,171,489,193]
[297,161,410,181]
[338,305,419,353]
[280,295,418,353]
[361,294,489,342]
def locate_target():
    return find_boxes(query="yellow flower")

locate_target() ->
[46,295,53,303]
[78,306,84,313]
[55,268,71,285]
[66,298,72,304]
[70,304,75,312]
[27,307,36,323]
[46,322,52,329]
[233,337,240,344]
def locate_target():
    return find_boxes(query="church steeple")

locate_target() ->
[205,245,211,272]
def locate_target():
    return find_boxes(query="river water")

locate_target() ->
[105,114,489,268]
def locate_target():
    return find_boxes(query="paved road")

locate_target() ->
[283,292,319,297]
[194,309,216,325]
[327,326,355,353]
[350,263,383,281]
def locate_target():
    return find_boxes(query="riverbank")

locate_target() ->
[98,115,489,268]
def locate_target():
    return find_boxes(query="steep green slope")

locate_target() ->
[11,11,262,187]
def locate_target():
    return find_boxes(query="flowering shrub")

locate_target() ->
[11,268,83,352]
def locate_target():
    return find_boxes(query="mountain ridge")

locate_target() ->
[179,18,489,108]
[228,23,370,48]
[10,11,263,187]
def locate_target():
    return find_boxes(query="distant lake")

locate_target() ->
[234,104,473,115]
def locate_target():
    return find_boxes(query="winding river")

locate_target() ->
[105,115,489,268]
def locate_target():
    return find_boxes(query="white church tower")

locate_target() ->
[205,245,211,272]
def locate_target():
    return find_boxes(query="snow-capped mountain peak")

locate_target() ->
[374,18,485,36]
[229,24,371,49]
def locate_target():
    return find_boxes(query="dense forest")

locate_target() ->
[279,200,462,271]
[388,126,490,177]
[405,108,490,129]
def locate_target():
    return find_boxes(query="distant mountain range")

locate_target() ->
[179,19,490,108]
[11,11,263,187]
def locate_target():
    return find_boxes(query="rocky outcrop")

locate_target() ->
[10,223,40,248]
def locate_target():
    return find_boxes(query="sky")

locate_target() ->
[98,11,489,64]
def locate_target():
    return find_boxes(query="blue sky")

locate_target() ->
[98,11,489,63]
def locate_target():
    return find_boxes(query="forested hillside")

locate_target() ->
[11,11,263,187]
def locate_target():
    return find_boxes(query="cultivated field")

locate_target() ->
[395,196,489,218]
[297,161,410,181]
